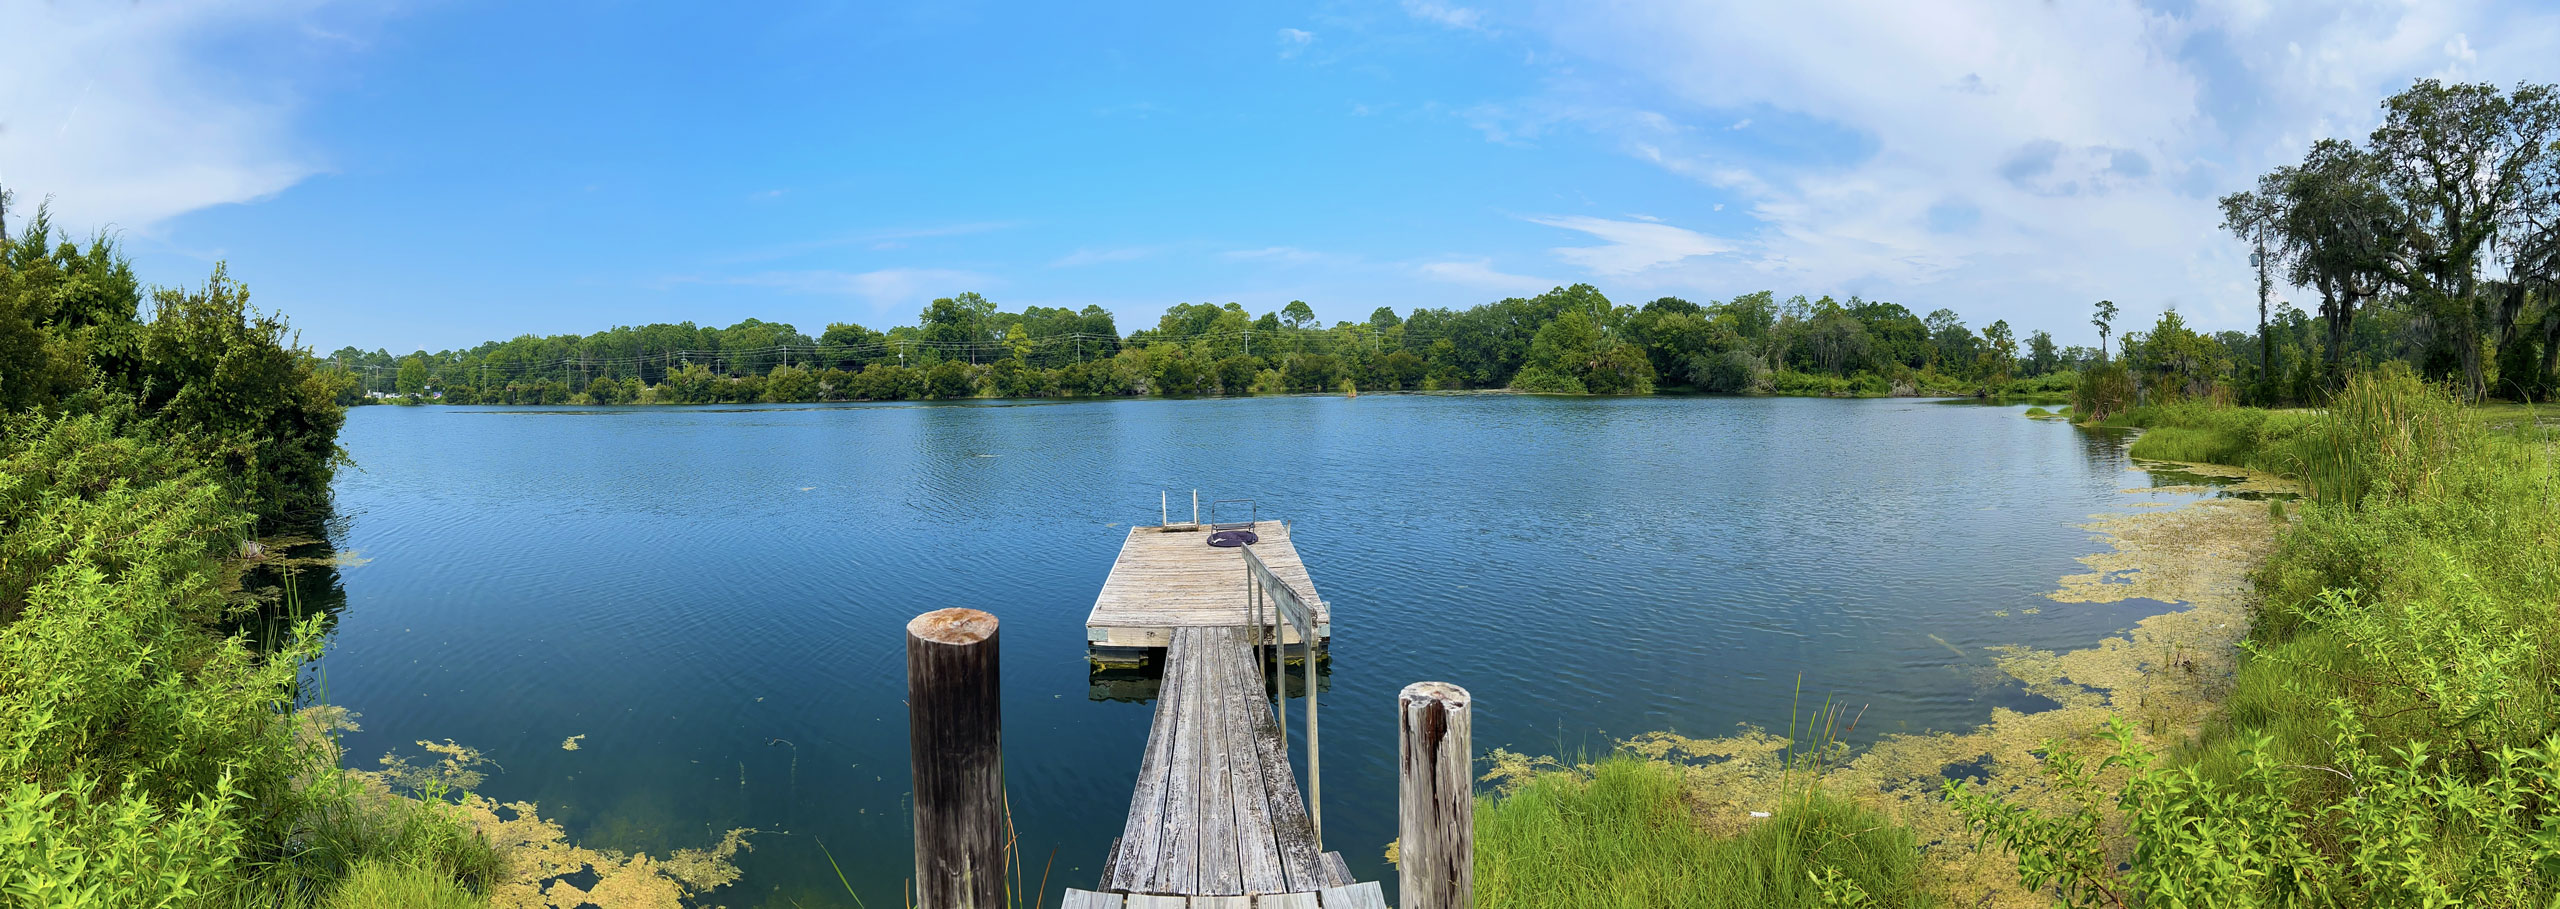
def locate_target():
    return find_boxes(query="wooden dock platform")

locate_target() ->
[905,512,1473,909]
[1087,522,1330,650]
[1068,627,1382,908]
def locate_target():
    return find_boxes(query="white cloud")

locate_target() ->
[1415,258,1557,295]
[1277,28,1315,59]
[1526,215,1732,275]
[1050,246,1160,267]
[0,2,370,235]
[1506,0,2560,332]
[1403,0,1489,32]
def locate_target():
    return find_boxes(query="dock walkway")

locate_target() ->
[1067,522,1383,909]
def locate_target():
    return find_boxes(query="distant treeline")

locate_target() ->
[334,287,2118,405]
[336,270,2548,408]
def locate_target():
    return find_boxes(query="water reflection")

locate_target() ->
[224,517,354,657]
[319,396,2238,905]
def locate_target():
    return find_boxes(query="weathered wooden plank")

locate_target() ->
[1196,628,1244,896]
[1154,629,1211,893]
[1060,890,1123,909]
[1248,694,1325,891]
[1317,853,1353,889]
[1088,523,1331,642]
[1316,883,1388,909]
[907,609,1005,909]
[1224,637,1286,895]
[1192,897,1251,909]
[1124,895,1188,909]
[1398,682,1474,909]
[1257,893,1319,909]
[1108,626,1193,892]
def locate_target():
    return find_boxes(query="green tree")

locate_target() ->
[2092,299,2119,361]
[2367,79,2560,397]
[1802,300,1871,377]
[920,292,999,364]
[1982,319,2017,381]
[397,355,428,396]
[1281,300,1316,331]
[2218,183,2282,400]
[2026,330,2059,376]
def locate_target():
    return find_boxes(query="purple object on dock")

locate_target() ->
[1207,529,1259,548]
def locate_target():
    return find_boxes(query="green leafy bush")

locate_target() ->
[1509,364,1589,394]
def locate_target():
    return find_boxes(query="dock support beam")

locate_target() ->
[908,609,1005,909]
[1398,682,1473,909]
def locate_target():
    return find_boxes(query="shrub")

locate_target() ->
[1510,365,1588,394]
[2074,362,2136,422]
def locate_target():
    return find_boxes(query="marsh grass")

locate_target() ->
[1477,688,1926,908]
[318,860,484,909]
[1955,365,2560,906]
[1477,757,1924,908]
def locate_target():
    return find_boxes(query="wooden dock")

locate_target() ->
[1064,627,1383,908]
[902,516,1475,909]
[1065,520,1384,909]
[1087,522,1330,651]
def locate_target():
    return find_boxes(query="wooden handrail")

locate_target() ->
[1243,543,1321,850]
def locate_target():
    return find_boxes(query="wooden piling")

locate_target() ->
[1398,682,1473,909]
[908,608,1005,909]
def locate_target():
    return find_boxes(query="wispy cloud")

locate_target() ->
[1404,0,1490,32]
[1277,28,1315,59]
[0,2,389,234]
[1414,258,1557,295]
[716,221,1023,264]
[717,268,999,305]
[1222,246,1329,264]
[1494,0,2560,329]
[1525,215,1731,275]
[1050,246,1161,267]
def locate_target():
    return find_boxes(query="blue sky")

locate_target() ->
[5,1,2557,353]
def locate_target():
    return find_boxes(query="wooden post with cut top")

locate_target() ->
[1398,681,1473,909]
[908,608,1005,909]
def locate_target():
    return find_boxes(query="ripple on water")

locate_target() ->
[319,397,2211,903]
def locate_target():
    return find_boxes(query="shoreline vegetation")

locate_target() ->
[1469,371,2560,907]
[1,196,750,908]
[1465,76,2560,907]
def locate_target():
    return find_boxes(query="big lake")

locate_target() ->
[306,394,2217,906]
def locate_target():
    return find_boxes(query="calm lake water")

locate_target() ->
[306,395,2211,906]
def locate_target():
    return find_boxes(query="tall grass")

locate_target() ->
[1953,365,2560,906]
[1477,755,1923,908]
[317,860,483,909]
[1477,688,1924,908]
